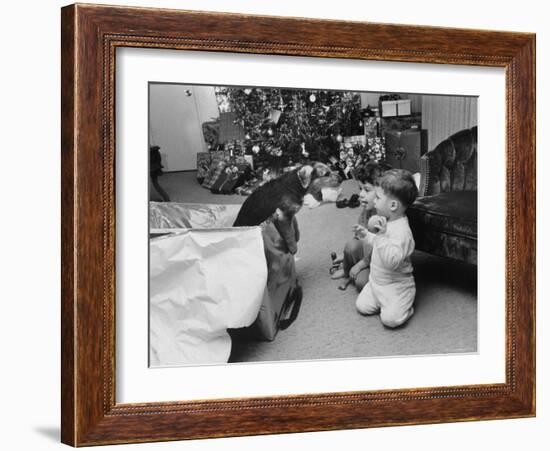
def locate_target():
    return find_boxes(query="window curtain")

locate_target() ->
[421,96,478,150]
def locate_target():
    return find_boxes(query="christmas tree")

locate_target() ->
[215,87,364,165]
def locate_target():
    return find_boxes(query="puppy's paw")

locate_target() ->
[287,242,298,255]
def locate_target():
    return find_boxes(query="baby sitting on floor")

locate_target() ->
[330,162,387,291]
[354,168,419,328]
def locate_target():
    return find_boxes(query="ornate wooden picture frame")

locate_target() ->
[61,3,535,446]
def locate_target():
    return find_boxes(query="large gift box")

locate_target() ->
[149,202,302,367]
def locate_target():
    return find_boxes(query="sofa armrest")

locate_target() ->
[418,154,431,197]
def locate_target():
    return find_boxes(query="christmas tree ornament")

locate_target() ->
[268,109,281,124]
[336,134,343,142]
[244,88,252,95]
[309,93,316,102]
[301,142,309,158]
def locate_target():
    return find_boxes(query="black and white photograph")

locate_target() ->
[148,84,478,367]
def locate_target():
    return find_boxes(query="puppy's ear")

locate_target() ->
[297,165,313,188]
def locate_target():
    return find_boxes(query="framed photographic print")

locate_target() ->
[61,3,535,446]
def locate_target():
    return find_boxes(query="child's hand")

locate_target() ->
[352,224,368,240]
[367,215,387,234]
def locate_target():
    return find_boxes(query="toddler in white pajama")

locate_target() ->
[355,216,416,327]
[354,169,419,328]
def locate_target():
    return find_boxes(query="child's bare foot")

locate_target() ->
[331,268,347,279]
[338,278,352,290]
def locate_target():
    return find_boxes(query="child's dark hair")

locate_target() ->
[375,168,418,208]
[354,161,391,185]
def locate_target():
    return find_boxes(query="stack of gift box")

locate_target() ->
[330,135,386,180]
[197,139,258,195]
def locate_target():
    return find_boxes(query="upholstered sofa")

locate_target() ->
[407,126,477,265]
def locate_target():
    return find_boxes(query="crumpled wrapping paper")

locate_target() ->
[149,227,267,366]
[149,202,241,232]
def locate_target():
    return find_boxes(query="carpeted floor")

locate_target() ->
[156,171,478,363]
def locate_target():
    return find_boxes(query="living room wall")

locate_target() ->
[149,84,219,172]
[421,95,478,149]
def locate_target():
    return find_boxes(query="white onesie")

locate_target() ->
[355,216,416,328]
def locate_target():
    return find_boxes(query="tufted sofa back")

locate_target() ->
[418,126,477,196]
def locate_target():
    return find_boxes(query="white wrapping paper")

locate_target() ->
[149,227,267,366]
